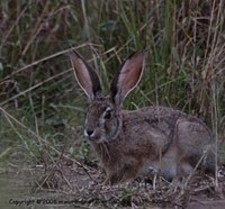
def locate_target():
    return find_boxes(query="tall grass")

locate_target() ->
[0,0,225,166]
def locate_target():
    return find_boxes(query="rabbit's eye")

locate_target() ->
[104,110,111,119]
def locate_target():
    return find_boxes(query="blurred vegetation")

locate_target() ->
[0,0,225,167]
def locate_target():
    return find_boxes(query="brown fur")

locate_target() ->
[88,104,215,184]
[70,50,216,185]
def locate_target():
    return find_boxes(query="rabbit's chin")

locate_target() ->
[83,132,107,144]
[86,136,107,144]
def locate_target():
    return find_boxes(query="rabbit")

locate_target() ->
[69,50,216,185]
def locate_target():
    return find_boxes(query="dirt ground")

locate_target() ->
[36,160,225,209]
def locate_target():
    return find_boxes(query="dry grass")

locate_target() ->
[31,160,225,209]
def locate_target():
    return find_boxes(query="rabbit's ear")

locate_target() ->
[110,51,145,107]
[70,50,101,100]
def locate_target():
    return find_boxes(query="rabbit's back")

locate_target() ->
[123,106,214,148]
[122,106,185,149]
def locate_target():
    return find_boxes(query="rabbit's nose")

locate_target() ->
[84,129,94,137]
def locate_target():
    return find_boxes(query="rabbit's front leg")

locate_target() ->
[101,172,120,185]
